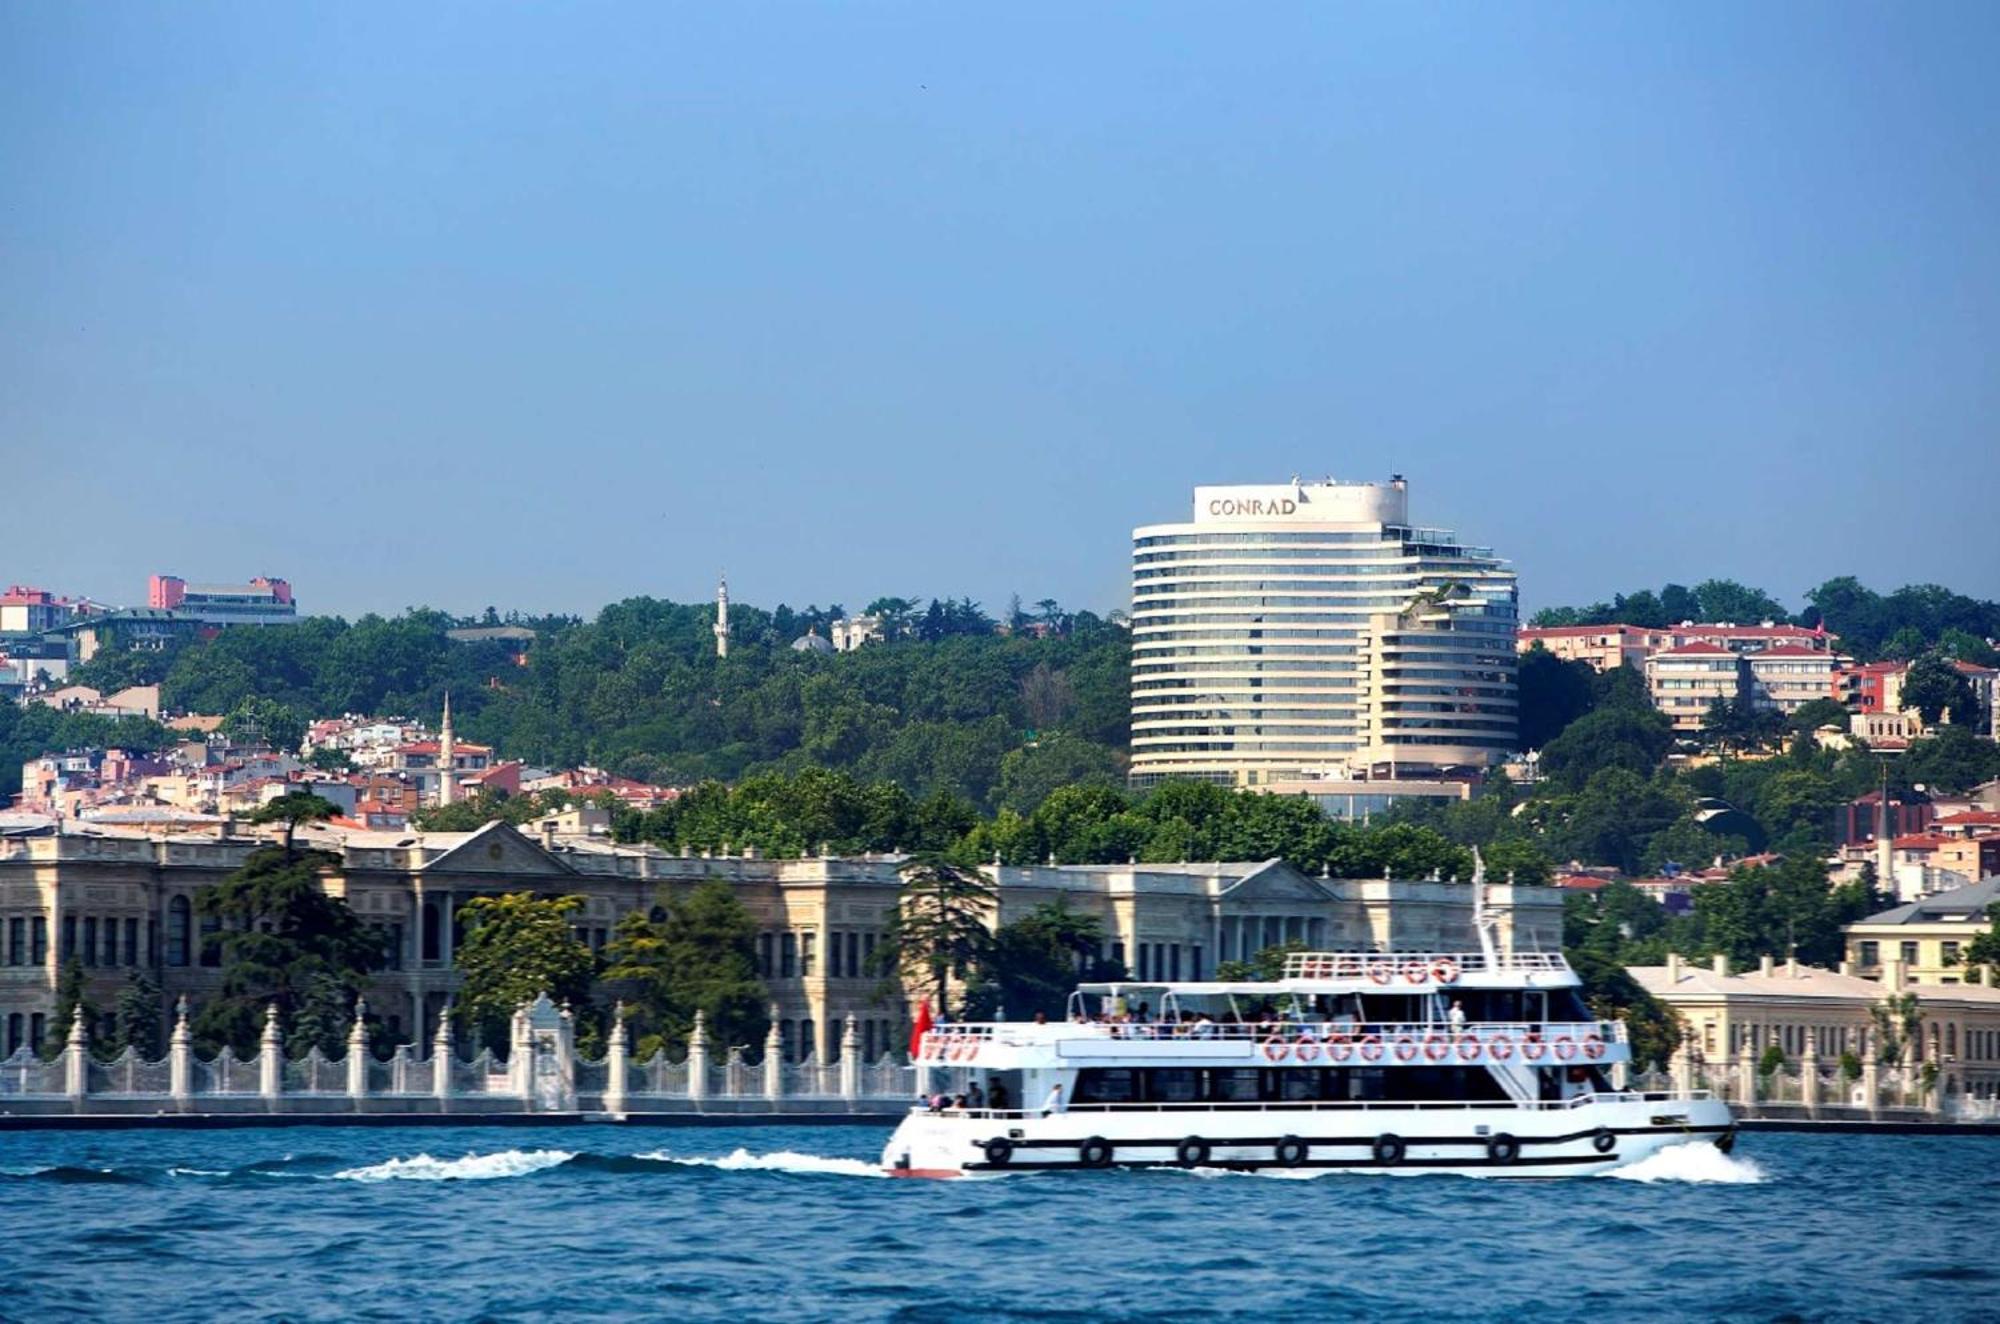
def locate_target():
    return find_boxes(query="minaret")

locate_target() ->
[437,690,457,807]
[714,573,730,659]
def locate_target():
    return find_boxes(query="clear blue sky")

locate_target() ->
[5,3,1997,621]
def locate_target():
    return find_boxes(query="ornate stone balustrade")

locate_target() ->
[0,998,915,1118]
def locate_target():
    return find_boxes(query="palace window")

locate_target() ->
[6,917,21,966]
[5,1013,20,1055]
[421,903,440,962]
[755,933,773,977]
[801,932,815,977]
[199,914,221,968]
[62,916,76,962]
[166,898,190,967]
[123,918,138,967]
[781,933,798,979]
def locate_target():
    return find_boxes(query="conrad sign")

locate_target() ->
[1207,496,1297,517]
[1188,480,1407,526]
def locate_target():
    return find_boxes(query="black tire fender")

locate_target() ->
[1174,1136,1211,1168]
[1372,1133,1405,1164]
[982,1137,1014,1166]
[1487,1132,1520,1164]
[1592,1127,1617,1155]
[1078,1136,1114,1168]
[1274,1135,1309,1167]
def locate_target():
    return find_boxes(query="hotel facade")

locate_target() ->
[1129,477,1519,788]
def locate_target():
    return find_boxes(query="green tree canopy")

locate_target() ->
[452,893,597,1047]
[600,881,767,1057]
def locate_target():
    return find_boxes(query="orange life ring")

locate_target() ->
[1393,1035,1419,1063]
[1403,960,1431,985]
[1522,1038,1547,1062]
[1554,1036,1578,1061]
[1294,1039,1322,1063]
[1582,1034,1606,1061]
[1456,1034,1481,1061]
[1422,1034,1449,1062]
[1329,1035,1355,1063]
[1489,1035,1514,1061]
[1359,1034,1385,1062]
[1369,962,1395,986]
[1262,1036,1290,1062]
[1431,957,1461,984]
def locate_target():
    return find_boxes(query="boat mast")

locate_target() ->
[1470,845,1500,967]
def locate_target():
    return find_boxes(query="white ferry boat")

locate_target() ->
[882,892,1733,1178]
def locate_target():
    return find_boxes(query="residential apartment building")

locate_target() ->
[1745,644,1840,716]
[1844,877,2000,984]
[1645,642,1747,731]
[147,574,298,625]
[0,586,76,634]
[1519,621,1833,671]
[0,819,1561,1061]
[1129,476,1518,788]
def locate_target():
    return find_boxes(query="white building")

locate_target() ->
[1129,476,1518,787]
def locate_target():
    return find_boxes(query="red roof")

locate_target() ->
[1556,874,1608,891]
[1520,625,1649,638]
[1892,833,1955,850]
[1678,624,1825,640]
[1937,811,2000,826]
[1951,660,1998,677]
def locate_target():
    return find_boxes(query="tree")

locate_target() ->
[1901,652,1979,727]
[1567,948,1681,1070]
[1215,939,1310,983]
[112,969,164,1058]
[1516,646,1597,750]
[1899,727,2000,795]
[872,854,995,1013]
[1539,702,1673,790]
[961,901,1110,1021]
[600,881,767,1057]
[1693,579,1789,624]
[1788,697,1852,736]
[995,732,1119,813]
[453,893,597,1047]
[191,844,381,1055]
[248,791,341,855]
[44,958,96,1060]
[1961,903,2000,972]
[306,746,354,774]
[221,696,308,754]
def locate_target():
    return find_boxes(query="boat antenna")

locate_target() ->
[1470,845,1500,968]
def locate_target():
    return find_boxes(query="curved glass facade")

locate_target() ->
[1129,479,1518,787]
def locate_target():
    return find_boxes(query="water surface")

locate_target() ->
[0,1124,1990,1321]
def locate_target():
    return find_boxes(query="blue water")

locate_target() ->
[0,1124,1993,1322]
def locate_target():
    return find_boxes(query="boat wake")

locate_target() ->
[632,1147,885,1178]
[332,1149,579,1182]
[1609,1141,1765,1184]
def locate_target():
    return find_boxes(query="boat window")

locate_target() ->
[1150,1069,1201,1102]
[1209,1068,1261,1102]
[1074,1069,1139,1105]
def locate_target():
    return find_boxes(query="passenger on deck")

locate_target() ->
[967,1081,986,1110]
[1041,1082,1066,1116]
[1190,1014,1217,1039]
[1448,1000,1467,1032]
[989,1080,1010,1110]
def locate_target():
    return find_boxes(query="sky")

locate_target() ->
[4,3,1997,622]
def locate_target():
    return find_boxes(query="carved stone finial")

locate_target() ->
[175,994,190,1026]
[68,1001,88,1045]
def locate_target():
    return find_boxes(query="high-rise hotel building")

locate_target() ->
[1129,477,1519,788]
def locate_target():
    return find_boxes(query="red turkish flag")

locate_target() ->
[908,1002,934,1059]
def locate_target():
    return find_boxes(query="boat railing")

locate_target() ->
[914,1089,1715,1119]
[1280,950,1571,982]
[916,1019,1626,1061]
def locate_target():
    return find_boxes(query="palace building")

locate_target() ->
[1129,476,1518,789]
[0,818,1559,1062]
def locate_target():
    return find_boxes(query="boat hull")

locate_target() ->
[880,1096,1734,1179]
